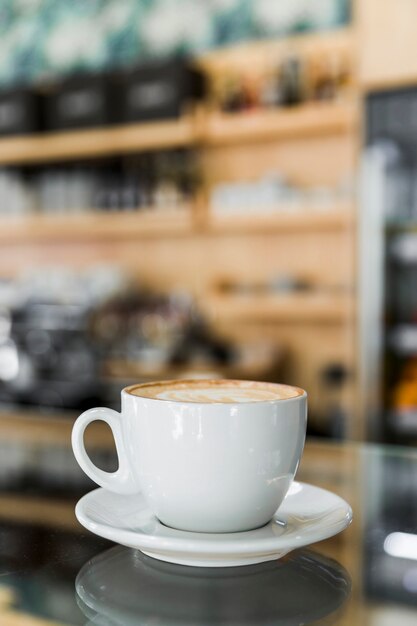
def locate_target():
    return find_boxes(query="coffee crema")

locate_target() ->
[127,379,303,403]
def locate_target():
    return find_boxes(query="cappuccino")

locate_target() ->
[128,379,302,403]
[73,377,307,533]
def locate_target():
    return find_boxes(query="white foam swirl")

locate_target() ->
[155,386,287,403]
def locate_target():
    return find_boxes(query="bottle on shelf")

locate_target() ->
[279,55,306,106]
[211,48,352,114]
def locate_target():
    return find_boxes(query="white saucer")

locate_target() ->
[75,481,352,567]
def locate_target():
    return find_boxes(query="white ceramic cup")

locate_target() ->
[72,380,307,533]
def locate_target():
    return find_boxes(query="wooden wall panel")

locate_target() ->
[359,0,417,88]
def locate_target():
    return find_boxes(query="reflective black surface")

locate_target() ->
[76,546,351,625]
[0,423,416,625]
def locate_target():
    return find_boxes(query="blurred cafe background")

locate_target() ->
[1,0,416,438]
[1,0,417,622]
[0,0,359,440]
[2,2,416,444]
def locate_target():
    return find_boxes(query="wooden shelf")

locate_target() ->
[0,102,355,165]
[0,208,193,243]
[208,205,355,233]
[204,292,354,323]
[0,204,355,243]
[0,410,113,448]
[203,103,357,146]
[0,117,195,165]
[0,492,78,531]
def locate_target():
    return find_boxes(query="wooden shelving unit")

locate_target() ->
[208,205,355,233]
[0,101,356,165]
[0,204,354,242]
[0,492,78,531]
[204,292,354,323]
[0,27,359,435]
[0,410,113,448]
[203,102,357,146]
[0,117,195,165]
[1,208,193,243]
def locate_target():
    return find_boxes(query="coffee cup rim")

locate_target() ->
[123,379,307,405]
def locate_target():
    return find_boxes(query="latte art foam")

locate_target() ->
[129,380,302,403]
[156,387,281,403]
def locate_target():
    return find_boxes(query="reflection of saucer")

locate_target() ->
[76,545,351,626]
[75,482,352,567]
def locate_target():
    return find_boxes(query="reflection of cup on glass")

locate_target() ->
[76,545,351,626]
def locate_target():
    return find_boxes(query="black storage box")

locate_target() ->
[121,58,206,123]
[42,74,119,132]
[0,88,42,136]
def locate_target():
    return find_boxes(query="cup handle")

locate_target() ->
[72,407,138,495]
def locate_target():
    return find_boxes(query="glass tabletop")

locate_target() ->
[0,413,416,625]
